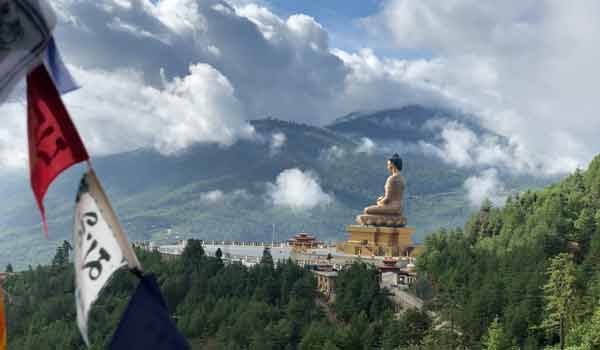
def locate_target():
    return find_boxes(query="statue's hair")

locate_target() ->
[388,153,403,171]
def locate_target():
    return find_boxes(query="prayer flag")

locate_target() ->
[73,170,141,345]
[43,37,78,94]
[27,64,88,235]
[110,273,189,350]
[0,0,56,102]
[74,170,141,346]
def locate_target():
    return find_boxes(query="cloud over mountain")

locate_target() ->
[0,62,255,166]
[267,168,332,210]
[464,168,507,208]
[363,0,600,174]
[1,0,597,177]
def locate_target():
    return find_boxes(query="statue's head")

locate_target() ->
[387,153,402,173]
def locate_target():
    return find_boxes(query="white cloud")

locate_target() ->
[0,0,448,169]
[0,102,27,168]
[363,0,600,174]
[201,190,225,202]
[0,62,255,167]
[321,145,346,161]
[330,48,451,115]
[1,0,591,176]
[44,0,454,127]
[269,132,286,156]
[419,121,516,169]
[464,169,507,208]
[267,168,332,210]
[355,137,376,155]
[48,0,351,126]
[200,188,251,203]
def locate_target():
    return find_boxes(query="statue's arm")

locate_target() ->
[380,177,392,204]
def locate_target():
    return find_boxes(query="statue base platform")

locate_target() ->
[356,214,406,227]
[336,225,416,257]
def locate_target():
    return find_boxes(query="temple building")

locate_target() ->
[288,233,321,252]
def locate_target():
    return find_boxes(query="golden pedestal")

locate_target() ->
[336,225,416,257]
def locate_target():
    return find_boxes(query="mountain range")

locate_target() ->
[0,105,557,267]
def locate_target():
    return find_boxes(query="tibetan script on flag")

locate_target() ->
[27,64,88,234]
[74,170,141,346]
[1,0,55,102]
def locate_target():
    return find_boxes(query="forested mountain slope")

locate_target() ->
[417,154,600,349]
[3,242,428,350]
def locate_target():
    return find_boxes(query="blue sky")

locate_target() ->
[265,0,431,59]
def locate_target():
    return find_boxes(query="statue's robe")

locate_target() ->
[364,173,404,216]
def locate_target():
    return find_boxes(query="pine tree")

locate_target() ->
[482,317,517,350]
[51,246,66,266]
[61,240,73,262]
[542,253,576,350]
[581,305,600,349]
[181,239,205,272]
[5,263,13,273]
[261,247,274,267]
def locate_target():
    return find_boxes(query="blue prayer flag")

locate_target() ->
[43,37,79,95]
[110,273,189,349]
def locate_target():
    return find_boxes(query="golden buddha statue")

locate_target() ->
[357,153,407,227]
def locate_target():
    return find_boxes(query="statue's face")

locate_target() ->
[387,160,395,173]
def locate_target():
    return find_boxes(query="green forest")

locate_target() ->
[416,155,600,349]
[5,155,600,349]
[2,240,430,349]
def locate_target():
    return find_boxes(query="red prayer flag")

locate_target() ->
[27,64,89,237]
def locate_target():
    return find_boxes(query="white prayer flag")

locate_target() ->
[0,0,56,102]
[74,170,142,345]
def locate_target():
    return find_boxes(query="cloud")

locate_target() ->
[47,0,352,125]
[419,121,518,170]
[0,102,28,168]
[464,169,507,208]
[321,138,378,161]
[48,1,456,122]
[321,145,346,162]
[363,0,600,174]
[355,137,376,155]
[0,62,255,167]
[2,0,592,176]
[201,189,225,202]
[330,48,452,115]
[267,168,332,210]
[0,0,457,169]
[200,188,251,203]
[269,132,286,156]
